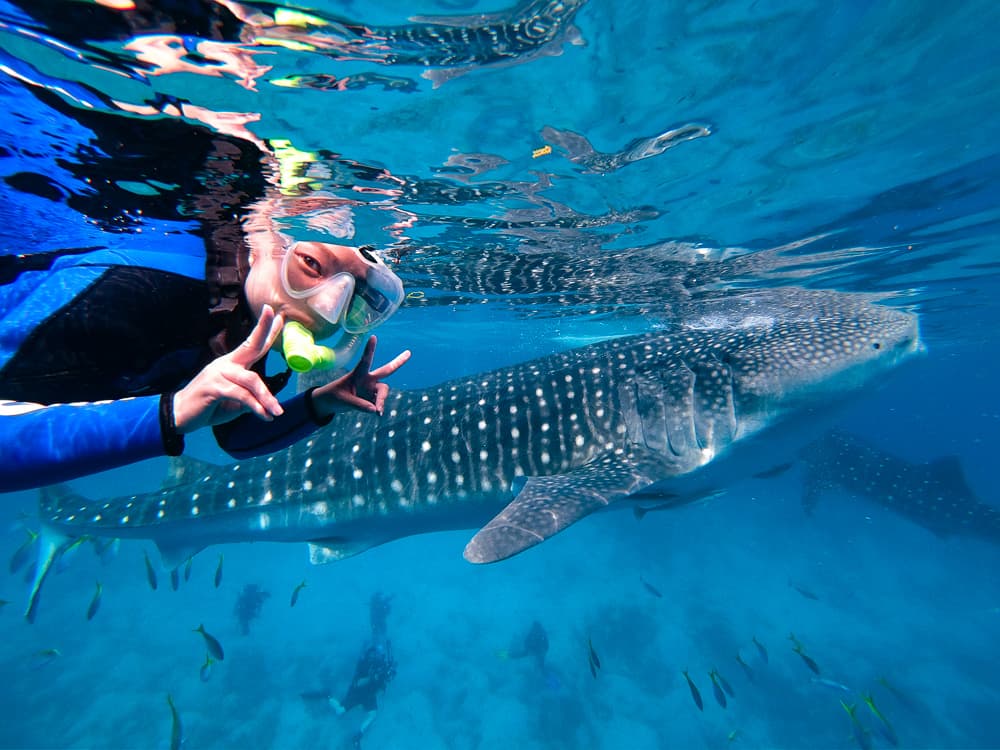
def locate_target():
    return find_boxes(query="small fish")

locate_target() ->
[841,701,872,750]
[862,693,899,747]
[32,648,61,668]
[194,623,225,661]
[752,636,768,663]
[170,568,179,592]
[810,676,851,693]
[143,551,158,591]
[716,669,735,698]
[290,580,307,608]
[727,729,741,743]
[214,554,224,588]
[86,582,102,621]
[587,638,601,678]
[788,578,820,601]
[709,670,728,708]
[640,576,663,599]
[735,652,755,683]
[91,537,119,565]
[166,694,183,750]
[183,557,193,582]
[682,670,703,711]
[199,654,215,683]
[9,529,38,574]
[789,633,821,675]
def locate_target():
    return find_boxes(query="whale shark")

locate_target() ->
[802,430,1000,543]
[28,288,920,617]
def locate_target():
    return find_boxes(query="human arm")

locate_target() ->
[0,396,165,493]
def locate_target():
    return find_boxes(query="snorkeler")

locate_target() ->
[0,66,410,493]
[326,592,397,748]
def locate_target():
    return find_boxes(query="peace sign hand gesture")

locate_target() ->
[172,305,286,434]
[311,336,411,417]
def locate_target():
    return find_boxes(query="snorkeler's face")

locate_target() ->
[244,241,389,342]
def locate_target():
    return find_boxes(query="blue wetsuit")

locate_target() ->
[0,244,332,493]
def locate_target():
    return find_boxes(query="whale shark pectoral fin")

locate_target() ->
[464,448,663,564]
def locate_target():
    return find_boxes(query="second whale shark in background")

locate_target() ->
[27,288,921,617]
[802,430,1000,544]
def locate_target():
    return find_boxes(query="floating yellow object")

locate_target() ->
[532,145,552,158]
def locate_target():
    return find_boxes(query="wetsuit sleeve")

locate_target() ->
[212,388,333,459]
[0,396,164,493]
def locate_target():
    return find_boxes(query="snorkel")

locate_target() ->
[281,321,362,373]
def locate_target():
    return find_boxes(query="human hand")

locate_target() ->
[172,305,285,433]
[311,336,411,417]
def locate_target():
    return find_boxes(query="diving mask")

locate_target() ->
[280,242,404,334]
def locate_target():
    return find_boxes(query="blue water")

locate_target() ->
[1,1,998,748]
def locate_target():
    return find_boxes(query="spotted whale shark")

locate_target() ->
[802,430,999,543]
[29,288,920,617]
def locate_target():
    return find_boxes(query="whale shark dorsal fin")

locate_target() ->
[927,456,971,493]
[164,456,220,488]
[464,448,662,564]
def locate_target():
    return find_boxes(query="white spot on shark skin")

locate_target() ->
[228,481,235,489]
[427,472,438,484]
[353,495,365,507]
[157,510,165,519]
[354,468,364,479]
[575,435,585,447]
[422,441,432,452]
[452,451,462,463]
[509,405,518,415]
[451,426,460,436]
[262,490,273,504]
[388,430,396,438]
[233,464,240,471]
[305,458,313,469]
[424,417,432,425]
[387,448,397,460]
[228,499,237,508]
[93,514,101,522]
[478,420,487,430]
[480,450,489,461]
[456,475,465,486]
[421,395,429,402]
[541,422,550,432]
[541,452,551,464]
[303,480,313,491]
[191,506,199,516]
[264,470,272,479]
[391,479,403,493]
[258,513,270,530]
[352,444,361,453]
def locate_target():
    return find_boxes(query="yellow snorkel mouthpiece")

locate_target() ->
[281,321,335,373]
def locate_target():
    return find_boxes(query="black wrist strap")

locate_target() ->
[159,392,186,456]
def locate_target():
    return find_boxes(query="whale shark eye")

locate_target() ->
[872,342,882,350]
